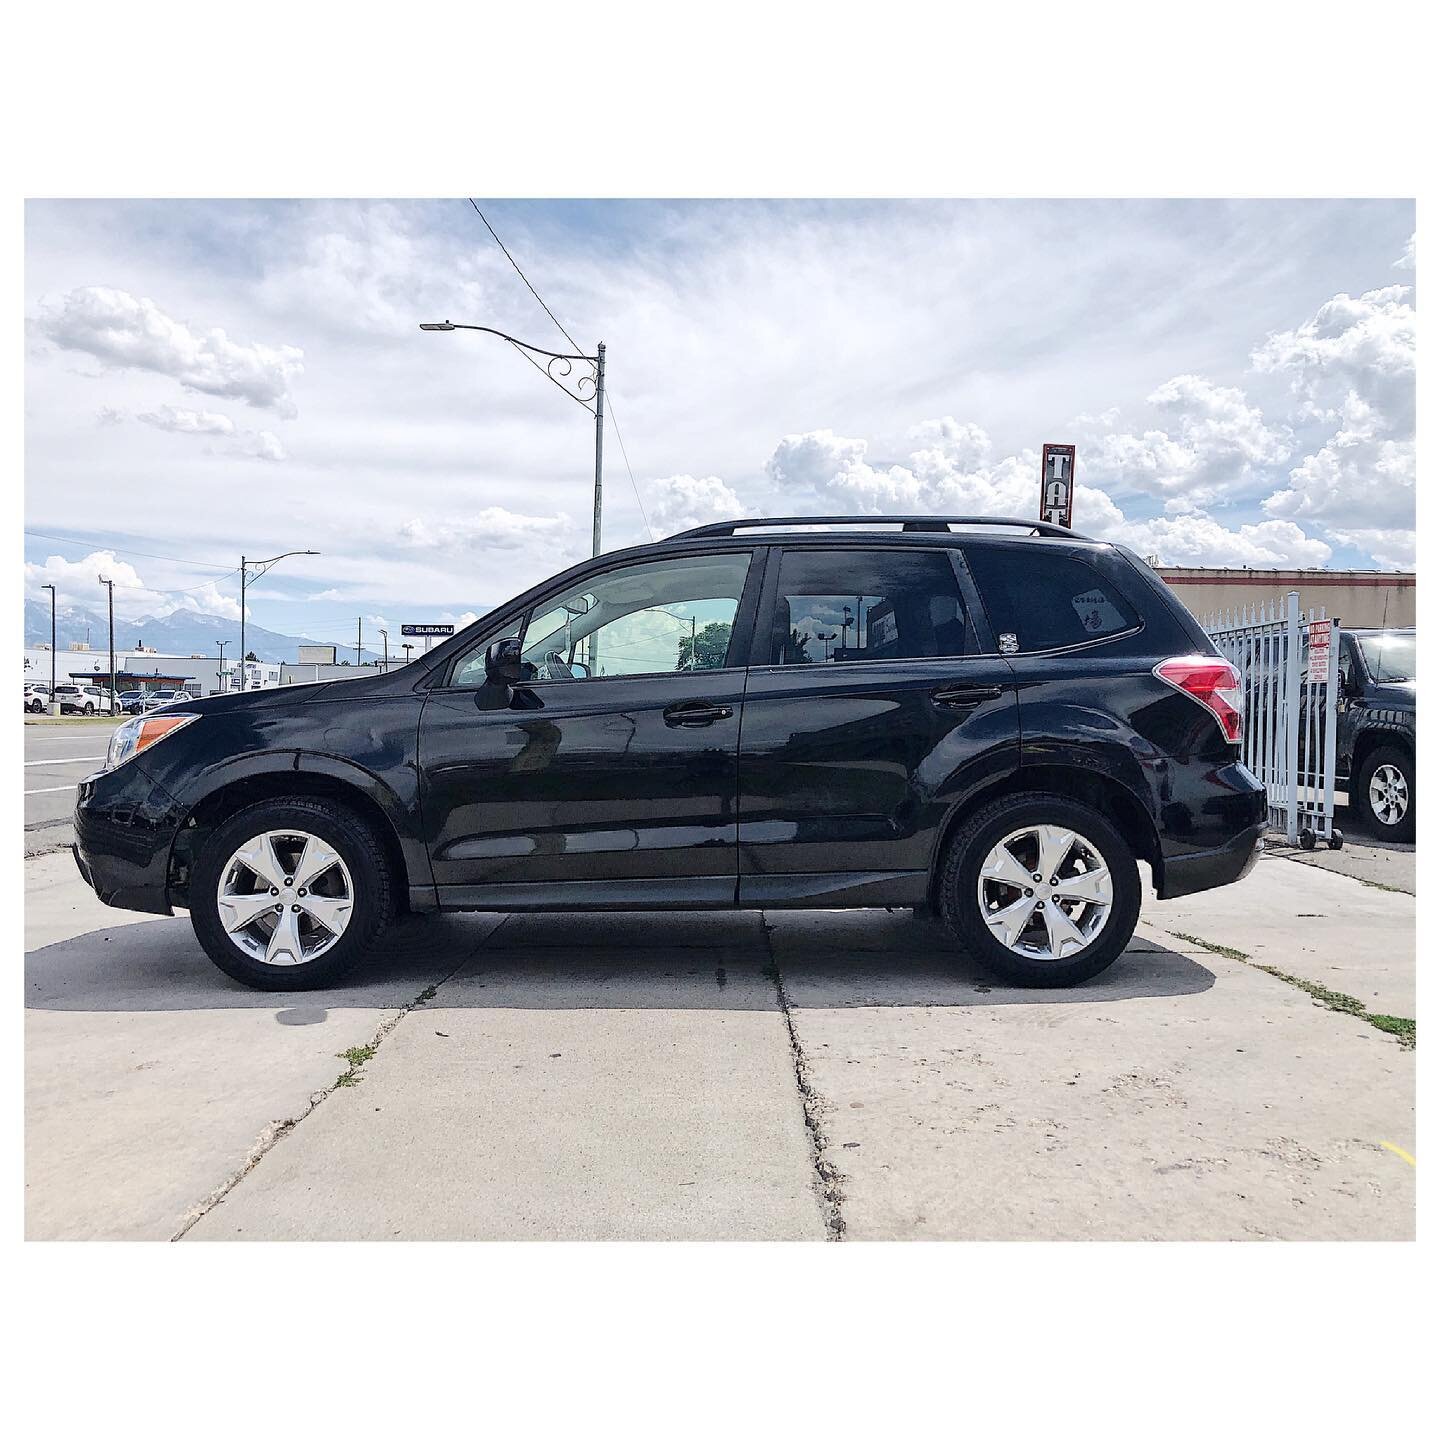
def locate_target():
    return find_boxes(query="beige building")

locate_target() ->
[1157,567,1414,629]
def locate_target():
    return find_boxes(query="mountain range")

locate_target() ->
[24,599,386,666]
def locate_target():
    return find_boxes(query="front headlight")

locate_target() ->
[106,713,200,771]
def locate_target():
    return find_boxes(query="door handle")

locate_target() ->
[931,683,1003,708]
[663,700,734,727]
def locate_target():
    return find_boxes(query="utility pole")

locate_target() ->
[42,583,57,713]
[217,639,228,693]
[379,628,389,671]
[356,617,362,667]
[592,341,606,557]
[99,575,115,715]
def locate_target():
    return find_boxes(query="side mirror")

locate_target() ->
[485,636,526,686]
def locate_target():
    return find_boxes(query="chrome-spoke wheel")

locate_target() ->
[1368,763,1408,827]
[217,828,353,966]
[976,824,1112,961]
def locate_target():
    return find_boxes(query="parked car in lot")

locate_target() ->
[141,688,186,712]
[74,515,1266,991]
[116,690,148,715]
[53,683,119,716]
[25,683,51,713]
[1337,628,1415,841]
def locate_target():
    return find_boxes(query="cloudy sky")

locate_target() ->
[24,199,1415,644]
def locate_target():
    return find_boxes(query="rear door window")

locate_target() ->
[766,548,975,664]
[965,548,1139,653]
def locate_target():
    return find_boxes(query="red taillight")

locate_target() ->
[1154,656,1244,743]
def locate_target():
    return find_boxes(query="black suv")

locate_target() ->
[1337,627,1415,841]
[74,516,1266,991]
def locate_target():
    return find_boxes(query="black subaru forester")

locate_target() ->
[75,516,1267,990]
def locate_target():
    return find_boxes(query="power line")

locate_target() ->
[25,529,236,572]
[463,200,653,542]
[468,199,584,357]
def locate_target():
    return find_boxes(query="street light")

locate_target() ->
[402,642,414,666]
[379,628,389,671]
[420,321,606,557]
[41,583,57,714]
[239,550,320,690]
[216,639,228,694]
[98,575,115,716]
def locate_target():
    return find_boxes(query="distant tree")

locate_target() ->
[244,650,258,662]
[677,620,733,671]
[781,626,814,664]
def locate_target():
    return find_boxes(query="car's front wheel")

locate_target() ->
[190,797,395,990]
[1356,743,1415,843]
[939,792,1141,987]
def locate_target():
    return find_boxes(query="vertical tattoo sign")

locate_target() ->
[1040,443,1076,528]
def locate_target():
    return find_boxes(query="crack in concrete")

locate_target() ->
[760,914,845,1240]
[168,917,511,1240]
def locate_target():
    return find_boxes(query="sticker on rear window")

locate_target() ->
[1071,588,1127,635]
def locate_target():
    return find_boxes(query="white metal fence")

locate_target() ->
[1203,590,1341,849]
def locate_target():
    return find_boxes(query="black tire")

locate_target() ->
[190,796,395,990]
[1355,743,1415,842]
[938,792,1141,987]
[83,703,94,715]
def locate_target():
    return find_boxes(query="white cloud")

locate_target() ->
[23,550,242,622]
[1254,288,1415,532]
[1323,528,1415,571]
[33,285,304,416]
[138,404,236,436]
[136,402,287,461]
[1079,376,1291,506]
[645,474,745,536]
[398,506,576,557]
[1250,285,1415,426]
[1104,515,1332,569]
[1393,233,1415,270]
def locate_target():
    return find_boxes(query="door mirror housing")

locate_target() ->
[485,636,526,686]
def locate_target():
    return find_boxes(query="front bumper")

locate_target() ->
[72,760,187,915]
[1157,821,1265,900]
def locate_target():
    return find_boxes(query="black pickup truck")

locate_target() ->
[1336,628,1415,841]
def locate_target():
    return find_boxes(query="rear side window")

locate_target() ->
[965,548,1139,653]
[768,548,974,665]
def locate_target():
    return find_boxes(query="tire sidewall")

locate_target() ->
[1358,744,1415,842]
[945,795,1141,986]
[191,798,390,990]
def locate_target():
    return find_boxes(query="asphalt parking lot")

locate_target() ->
[26,833,1414,1241]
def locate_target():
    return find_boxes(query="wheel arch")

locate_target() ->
[168,767,414,914]
[1352,725,1413,783]
[926,763,1162,910]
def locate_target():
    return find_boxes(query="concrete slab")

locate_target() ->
[1266,825,1414,894]
[186,914,825,1241]
[769,911,1414,1241]
[1148,852,1414,1018]
[25,908,500,1239]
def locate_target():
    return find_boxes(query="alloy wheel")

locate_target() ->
[1368,763,1409,827]
[976,823,1113,961]
[216,829,354,966]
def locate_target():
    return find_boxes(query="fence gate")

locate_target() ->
[1203,590,1342,849]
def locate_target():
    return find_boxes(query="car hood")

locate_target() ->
[151,669,405,717]
[1368,680,1416,709]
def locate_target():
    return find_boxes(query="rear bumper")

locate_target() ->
[72,761,185,915]
[1157,821,1265,900]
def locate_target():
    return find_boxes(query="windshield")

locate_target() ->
[1358,633,1415,683]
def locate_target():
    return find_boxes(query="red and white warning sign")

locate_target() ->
[1307,619,1331,682]
[1040,443,1076,528]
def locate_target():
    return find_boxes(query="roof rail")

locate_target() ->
[669,514,1088,541]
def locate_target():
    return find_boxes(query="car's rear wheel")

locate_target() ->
[1356,744,1414,842]
[82,702,94,715]
[938,792,1141,987]
[190,797,395,990]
